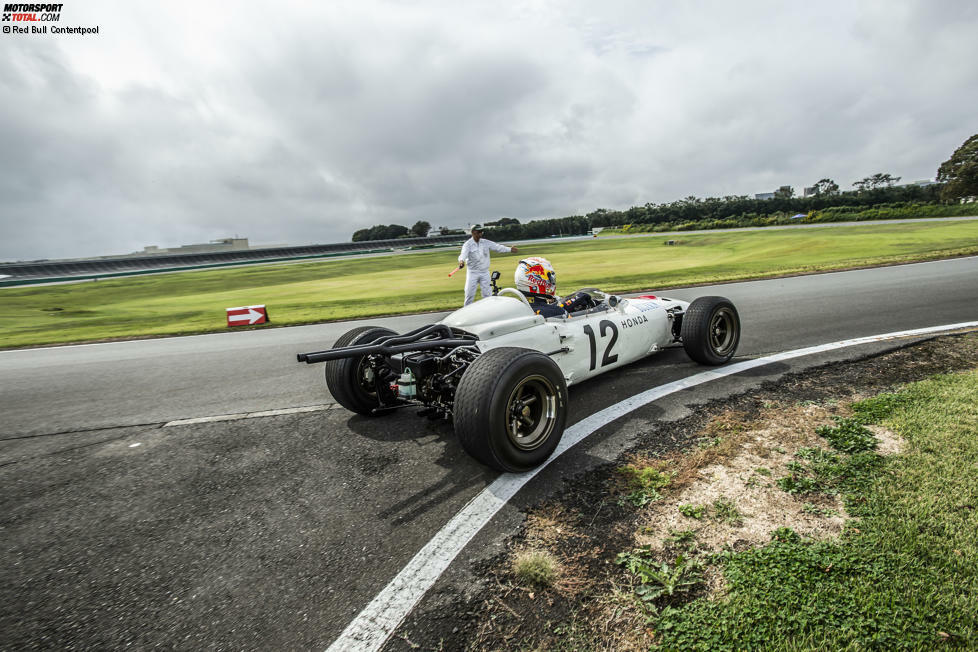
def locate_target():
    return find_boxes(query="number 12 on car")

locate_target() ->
[583,320,619,371]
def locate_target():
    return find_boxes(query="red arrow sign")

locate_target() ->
[226,305,268,326]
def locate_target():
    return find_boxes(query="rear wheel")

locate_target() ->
[325,326,398,415]
[681,296,740,365]
[454,347,568,472]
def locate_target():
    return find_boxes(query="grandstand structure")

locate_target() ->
[0,235,468,286]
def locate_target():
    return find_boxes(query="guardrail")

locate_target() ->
[0,236,469,286]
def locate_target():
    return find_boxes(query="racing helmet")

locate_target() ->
[515,257,557,297]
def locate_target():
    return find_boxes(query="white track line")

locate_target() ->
[326,320,978,652]
[163,404,335,427]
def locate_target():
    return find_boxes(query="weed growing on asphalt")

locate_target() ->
[785,460,806,474]
[712,498,742,526]
[695,436,722,450]
[794,446,823,461]
[769,526,802,544]
[678,504,706,520]
[802,503,838,517]
[776,427,885,499]
[816,416,877,453]
[617,464,673,507]
[745,466,772,487]
[546,612,604,651]
[513,550,559,588]
[664,529,697,549]
[776,474,819,495]
[616,547,704,605]
[744,474,763,488]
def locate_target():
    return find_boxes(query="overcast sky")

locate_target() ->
[1,1,976,261]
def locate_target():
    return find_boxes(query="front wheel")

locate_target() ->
[324,326,398,415]
[454,347,568,472]
[681,296,740,365]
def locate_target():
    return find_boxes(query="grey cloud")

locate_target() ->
[1,0,977,261]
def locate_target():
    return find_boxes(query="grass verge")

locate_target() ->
[652,370,978,650]
[3,219,978,348]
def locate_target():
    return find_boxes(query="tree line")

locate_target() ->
[349,133,978,242]
[585,180,941,231]
[352,221,433,242]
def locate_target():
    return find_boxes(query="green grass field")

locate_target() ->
[2,220,978,348]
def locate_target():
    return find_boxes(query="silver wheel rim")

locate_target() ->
[505,374,558,451]
[709,307,737,356]
[355,357,377,398]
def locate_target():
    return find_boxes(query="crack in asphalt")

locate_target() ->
[0,430,159,468]
[0,421,166,442]
[0,403,340,442]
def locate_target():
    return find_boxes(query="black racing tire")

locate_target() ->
[681,296,740,365]
[454,347,568,473]
[325,326,398,415]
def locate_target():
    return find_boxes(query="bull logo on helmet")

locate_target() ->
[515,257,557,296]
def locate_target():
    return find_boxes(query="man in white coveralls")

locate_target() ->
[456,225,519,306]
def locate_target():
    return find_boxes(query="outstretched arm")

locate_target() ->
[488,241,518,253]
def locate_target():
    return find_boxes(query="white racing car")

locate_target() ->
[297,273,740,472]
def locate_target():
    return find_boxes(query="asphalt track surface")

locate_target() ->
[2,256,977,649]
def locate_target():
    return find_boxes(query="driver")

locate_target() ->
[515,257,592,318]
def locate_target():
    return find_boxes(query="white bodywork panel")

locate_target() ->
[439,290,689,387]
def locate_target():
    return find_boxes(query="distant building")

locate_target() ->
[803,186,818,197]
[435,227,465,236]
[137,238,250,256]
[755,192,775,200]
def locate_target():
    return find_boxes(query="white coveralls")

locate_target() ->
[458,237,513,305]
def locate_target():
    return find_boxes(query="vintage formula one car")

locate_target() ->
[297,273,740,472]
